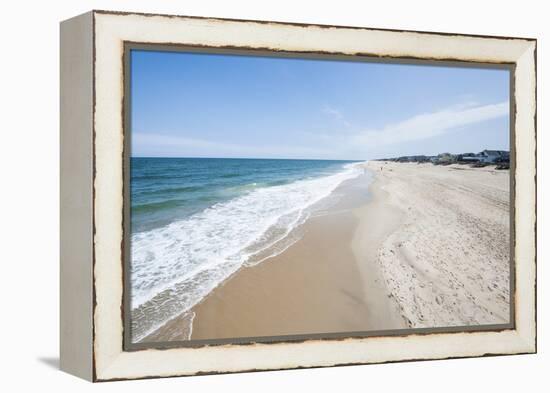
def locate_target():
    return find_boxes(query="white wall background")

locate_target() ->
[0,0,546,391]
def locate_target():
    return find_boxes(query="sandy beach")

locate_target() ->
[143,161,510,342]
[368,161,510,328]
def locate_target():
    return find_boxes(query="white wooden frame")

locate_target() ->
[60,10,537,382]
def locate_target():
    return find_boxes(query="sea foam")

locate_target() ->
[130,162,364,341]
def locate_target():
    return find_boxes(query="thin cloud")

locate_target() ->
[352,101,508,147]
[132,101,509,160]
[323,105,351,127]
[323,105,343,119]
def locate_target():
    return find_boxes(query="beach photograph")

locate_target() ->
[127,49,511,345]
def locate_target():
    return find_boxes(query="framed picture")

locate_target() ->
[60,10,537,381]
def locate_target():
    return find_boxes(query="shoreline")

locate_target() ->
[130,161,363,342]
[141,161,510,342]
[142,168,407,342]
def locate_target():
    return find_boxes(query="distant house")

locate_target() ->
[458,153,481,163]
[479,150,510,164]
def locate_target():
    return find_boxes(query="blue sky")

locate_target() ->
[131,49,510,160]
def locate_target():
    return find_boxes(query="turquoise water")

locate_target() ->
[130,157,363,341]
[131,157,358,233]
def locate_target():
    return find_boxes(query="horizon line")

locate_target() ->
[130,156,365,161]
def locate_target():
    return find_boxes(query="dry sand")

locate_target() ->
[367,161,510,328]
[144,162,511,342]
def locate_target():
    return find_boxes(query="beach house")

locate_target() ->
[479,150,510,163]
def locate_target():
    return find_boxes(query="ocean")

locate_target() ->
[130,157,363,342]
